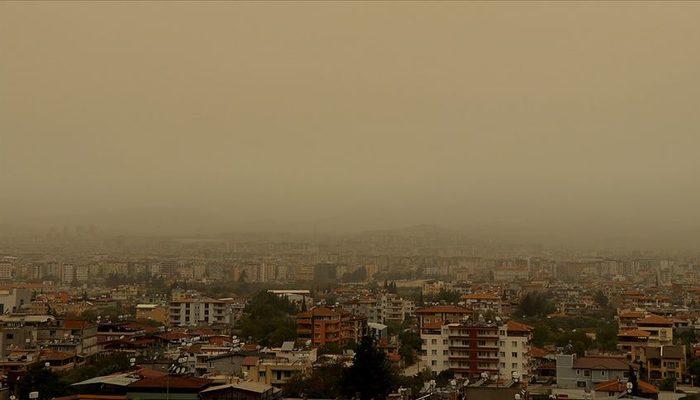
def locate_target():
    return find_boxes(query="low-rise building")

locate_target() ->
[556,354,632,390]
[642,345,686,387]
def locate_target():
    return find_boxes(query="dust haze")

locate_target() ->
[2,2,700,247]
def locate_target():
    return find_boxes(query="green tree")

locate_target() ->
[283,361,345,398]
[594,290,609,308]
[398,317,422,366]
[17,362,70,399]
[659,376,676,391]
[689,360,700,386]
[342,336,397,400]
[516,292,555,317]
[239,291,297,346]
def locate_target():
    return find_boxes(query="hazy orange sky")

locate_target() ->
[2,2,700,240]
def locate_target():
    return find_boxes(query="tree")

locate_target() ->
[283,362,345,399]
[659,376,676,391]
[516,292,555,317]
[398,317,422,366]
[594,290,609,308]
[342,336,397,400]
[689,360,700,386]
[17,362,69,399]
[239,291,297,346]
[426,289,461,304]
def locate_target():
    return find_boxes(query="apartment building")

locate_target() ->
[296,307,341,347]
[617,329,650,362]
[377,293,414,324]
[296,307,366,347]
[414,305,471,328]
[421,320,534,379]
[421,321,501,379]
[635,314,674,346]
[642,345,686,387]
[461,293,502,315]
[498,321,533,381]
[169,297,233,326]
[247,342,317,388]
[420,323,450,373]
[446,322,500,379]
[135,304,169,325]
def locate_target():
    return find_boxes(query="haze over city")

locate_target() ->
[5,3,700,400]
[2,2,700,247]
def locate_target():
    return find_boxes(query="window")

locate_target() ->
[584,370,590,377]
[431,360,437,366]
[500,341,505,347]
[512,341,518,347]
[577,381,587,388]
[601,370,606,376]
[443,339,448,345]
[500,352,505,357]
[432,350,437,355]
[443,350,448,355]
[512,352,517,357]
[512,363,518,369]
[431,339,437,345]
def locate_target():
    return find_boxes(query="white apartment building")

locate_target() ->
[420,323,450,373]
[420,320,533,380]
[498,321,533,381]
[169,297,233,326]
[378,293,414,324]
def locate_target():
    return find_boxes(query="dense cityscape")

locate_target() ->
[4,1,700,400]
[0,227,698,399]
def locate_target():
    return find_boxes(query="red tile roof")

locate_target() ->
[618,329,651,338]
[594,378,658,394]
[505,320,533,333]
[636,314,673,326]
[415,305,471,314]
